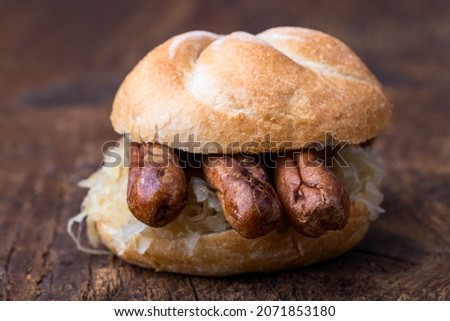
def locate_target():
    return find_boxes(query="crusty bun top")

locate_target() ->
[111,27,391,153]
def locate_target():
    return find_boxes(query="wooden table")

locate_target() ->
[1,0,449,300]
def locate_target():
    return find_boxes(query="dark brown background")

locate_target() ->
[1,0,449,300]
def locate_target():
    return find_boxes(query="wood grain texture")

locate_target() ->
[0,0,449,300]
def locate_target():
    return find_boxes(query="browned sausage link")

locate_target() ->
[127,143,187,227]
[203,154,283,238]
[274,150,350,237]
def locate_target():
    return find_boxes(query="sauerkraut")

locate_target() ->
[68,145,385,255]
[331,146,385,220]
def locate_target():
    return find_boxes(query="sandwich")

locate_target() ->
[68,27,391,276]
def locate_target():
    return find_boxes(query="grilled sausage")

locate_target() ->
[203,154,283,238]
[274,150,350,237]
[127,143,186,227]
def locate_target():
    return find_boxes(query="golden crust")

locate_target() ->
[111,27,391,153]
[96,201,370,276]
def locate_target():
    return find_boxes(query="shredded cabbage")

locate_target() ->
[331,146,385,220]
[67,145,385,255]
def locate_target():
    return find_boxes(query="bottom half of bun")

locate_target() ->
[95,201,370,276]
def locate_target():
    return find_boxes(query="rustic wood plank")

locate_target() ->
[1,0,449,300]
